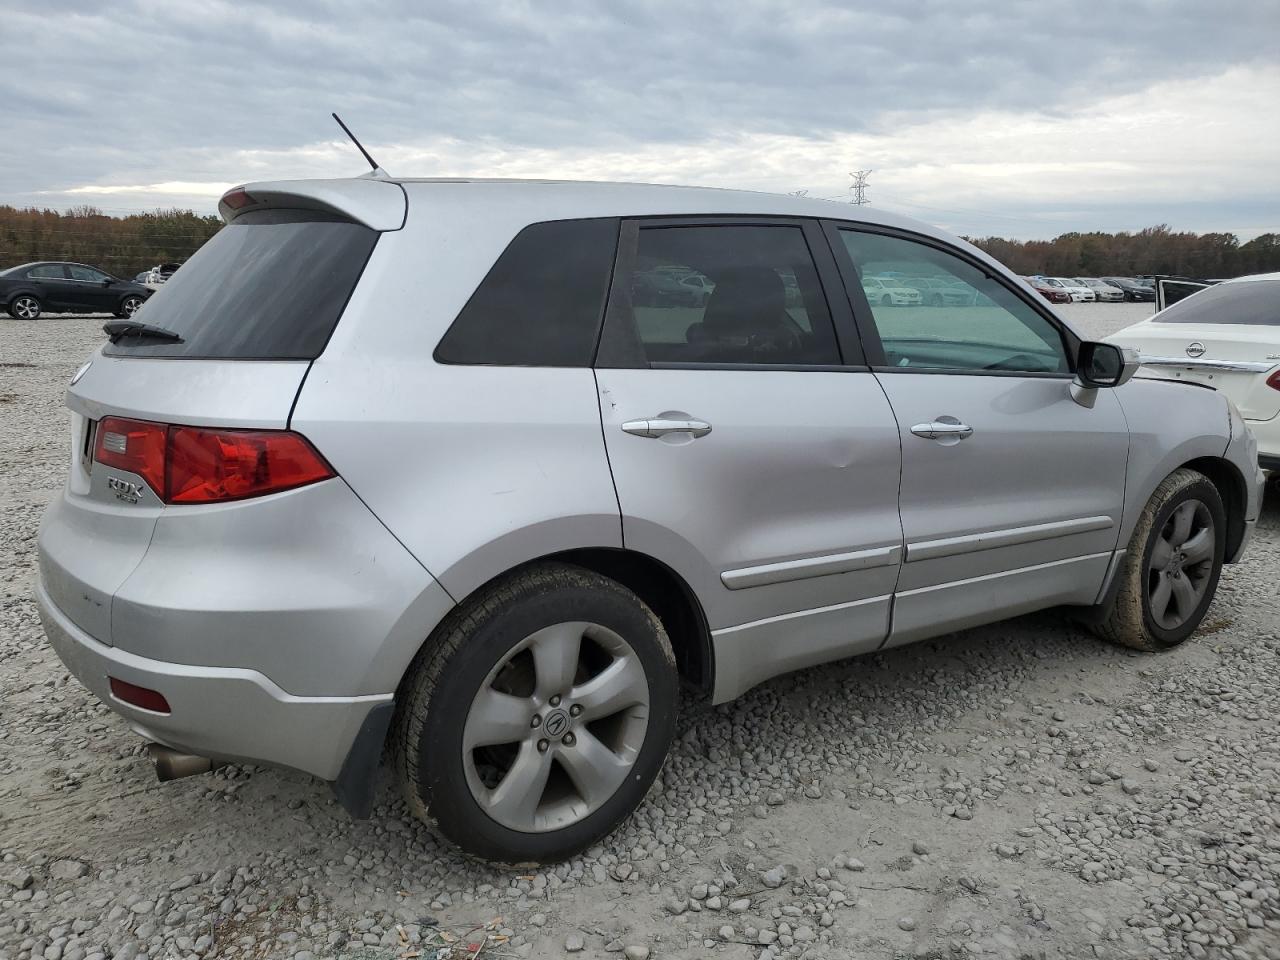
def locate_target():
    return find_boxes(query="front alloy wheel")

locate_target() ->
[1091,467,1225,650]
[1146,499,1215,631]
[119,295,144,318]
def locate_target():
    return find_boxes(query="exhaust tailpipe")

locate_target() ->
[147,743,215,782]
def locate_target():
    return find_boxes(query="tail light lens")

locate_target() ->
[1267,369,1280,392]
[94,418,167,496]
[94,416,334,504]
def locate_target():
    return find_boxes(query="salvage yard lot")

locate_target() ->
[1,310,1278,960]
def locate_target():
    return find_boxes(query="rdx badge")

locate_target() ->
[107,476,145,504]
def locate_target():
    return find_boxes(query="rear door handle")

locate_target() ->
[621,417,713,439]
[910,418,974,440]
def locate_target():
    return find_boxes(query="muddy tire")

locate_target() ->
[392,562,678,863]
[1091,468,1225,651]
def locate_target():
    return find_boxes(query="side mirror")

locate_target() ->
[101,278,113,287]
[1071,341,1139,407]
[1076,341,1139,388]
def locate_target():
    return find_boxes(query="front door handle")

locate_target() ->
[910,417,974,440]
[621,417,713,439]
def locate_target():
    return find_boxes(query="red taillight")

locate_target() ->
[92,418,334,504]
[95,417,167,496]
[167,426,333,503]
[1267,369,1280,392]
[109,677,171,714]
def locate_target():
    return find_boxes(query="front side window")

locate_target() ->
[839,230,1069,374]
[28,264,66,279]
[613,224,840,366]
[68,265,109,282]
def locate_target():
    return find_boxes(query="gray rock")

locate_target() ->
[564,932,585,952]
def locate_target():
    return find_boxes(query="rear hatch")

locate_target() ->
[42,178,402,645]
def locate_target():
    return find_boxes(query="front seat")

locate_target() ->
[685,267,800,362]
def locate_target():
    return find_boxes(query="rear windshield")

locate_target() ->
[1154,277,1280,326]
[103,209,378,359]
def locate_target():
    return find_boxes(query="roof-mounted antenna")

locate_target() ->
[332,112,390,179]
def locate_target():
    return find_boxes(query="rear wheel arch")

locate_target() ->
[547,547,714,696]
[412,547,714,699]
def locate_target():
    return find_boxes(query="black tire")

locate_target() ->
[8,295,41,320]
[116,295,145,319]
[930,293,943,307]
[1091,468,1226,651]
[880,294,892,307]
[393,562,678,863]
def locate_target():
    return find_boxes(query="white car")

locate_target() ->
[862,276,923,306]
[1040,277,1096,302]
[1105,272,1280,473]
[1077,278,1125,302]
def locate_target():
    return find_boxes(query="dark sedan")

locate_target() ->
[0,261,152,320]
[1100,277,1156,302]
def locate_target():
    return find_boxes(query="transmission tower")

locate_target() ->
[850,169,872,205]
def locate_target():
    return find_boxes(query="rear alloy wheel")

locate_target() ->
[394,563,678,862]
[8,295,40,320]
[117,295,144,318]
[1091,468,1225,650]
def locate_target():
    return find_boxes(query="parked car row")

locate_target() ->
[1023,275,1156,304]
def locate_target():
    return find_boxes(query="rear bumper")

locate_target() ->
[37,576,384,780]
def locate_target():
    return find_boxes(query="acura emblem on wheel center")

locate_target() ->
[543,709,570,738]
[1186,341,1206,358]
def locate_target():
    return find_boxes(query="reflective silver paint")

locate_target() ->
[35,176,1265,788]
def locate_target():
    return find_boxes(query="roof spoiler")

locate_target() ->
[217,179,406,231]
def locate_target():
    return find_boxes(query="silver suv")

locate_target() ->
[37,177,1264,862]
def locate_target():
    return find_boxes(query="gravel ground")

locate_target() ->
[2,307,1278,960]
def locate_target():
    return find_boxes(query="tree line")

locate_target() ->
[0,205,223,279]
[2,205,1278,284]
[970,225,1280,279]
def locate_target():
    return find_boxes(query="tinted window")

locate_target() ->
[609,224,840,366]
[29,265,66,279]
[840,230,1069,374]
[435,219,619,367]
[103,209,378,359]
[1154,279,1278,324]
[68,265,109,282]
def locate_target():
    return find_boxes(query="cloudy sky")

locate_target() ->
[3,0,1278,240]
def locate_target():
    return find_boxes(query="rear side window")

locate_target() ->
[1154,278,1279,325]
[29,265,66,279]
[435,218,619,367]
[103,209,378,359]
[602,224,841,367]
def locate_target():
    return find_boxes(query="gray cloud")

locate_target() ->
[2,0,1277,237]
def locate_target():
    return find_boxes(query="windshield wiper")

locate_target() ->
[103,319,184,343]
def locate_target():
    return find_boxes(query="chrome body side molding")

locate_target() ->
[721,544,901,590]
[906,516,1114,563]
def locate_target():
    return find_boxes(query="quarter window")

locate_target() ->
[435,218,619,367]
[839,230,1069,374]
[610,224,840,366]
